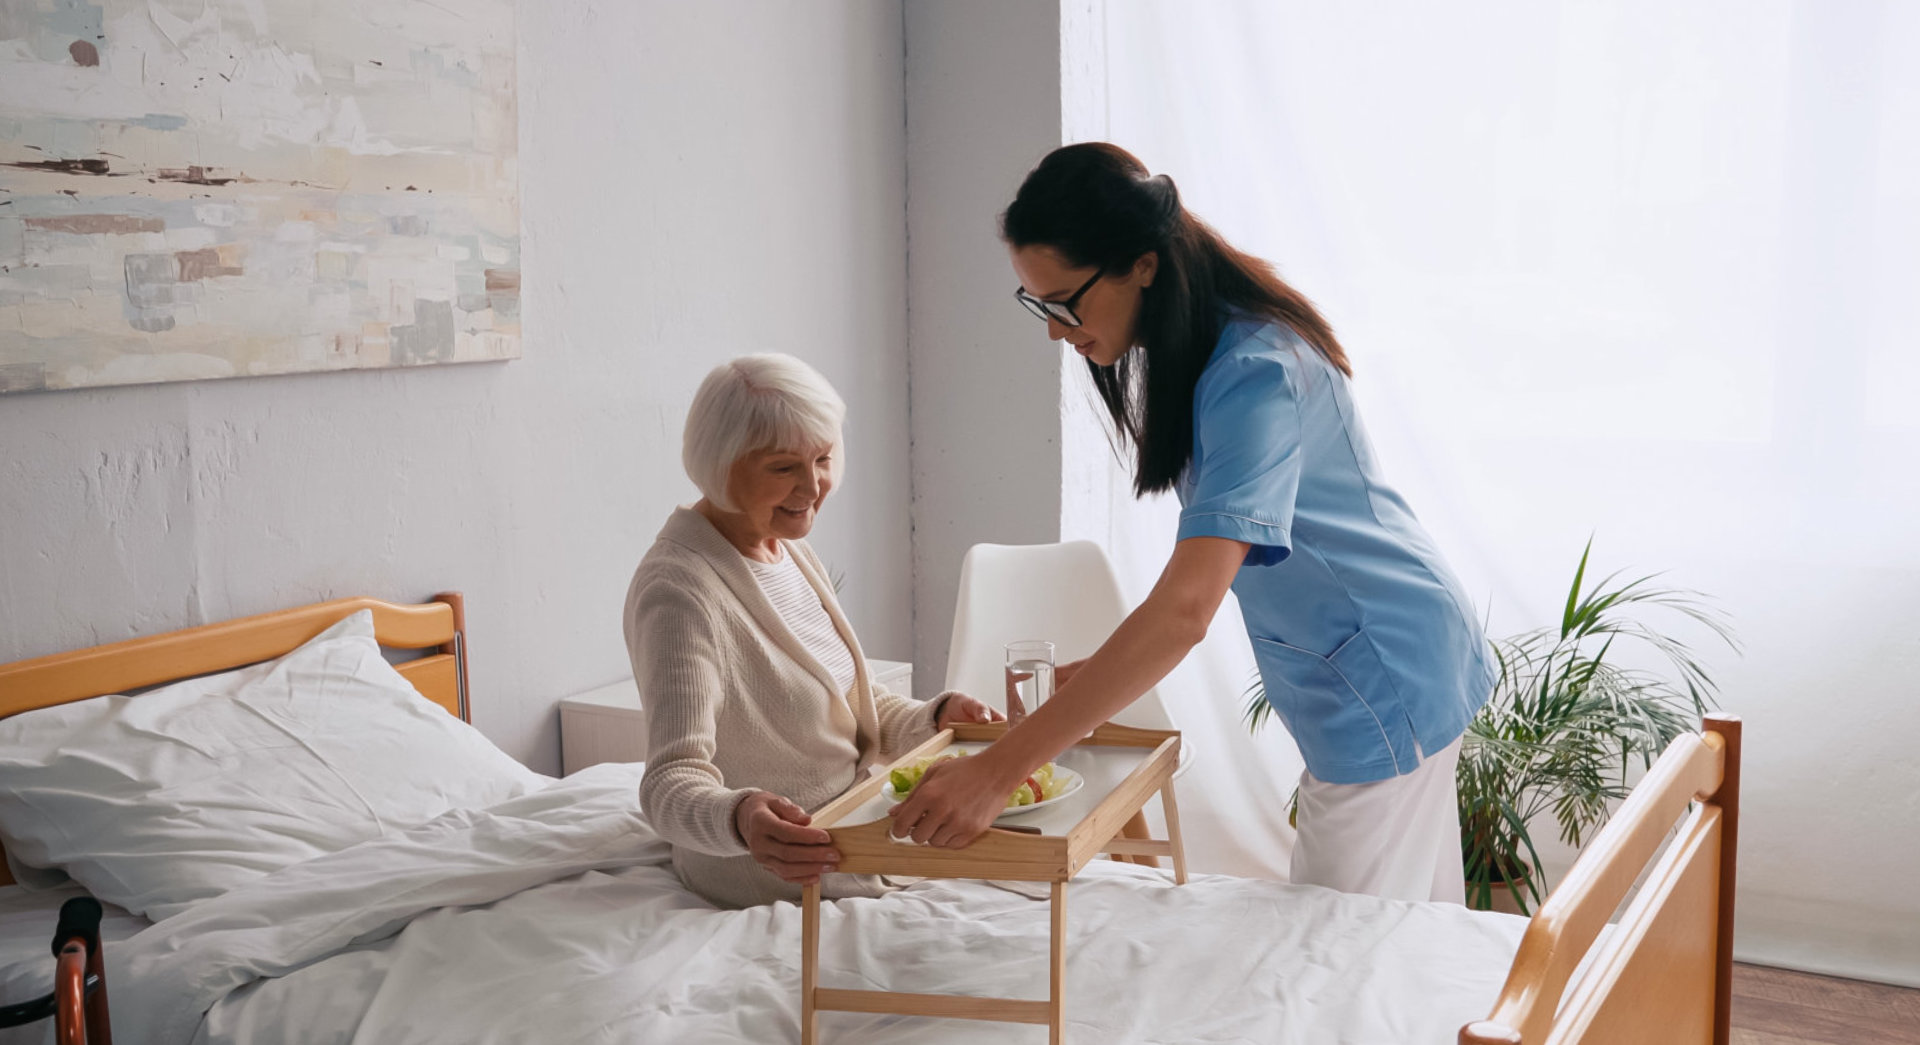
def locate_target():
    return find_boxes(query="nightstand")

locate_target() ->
[559,659,914,776]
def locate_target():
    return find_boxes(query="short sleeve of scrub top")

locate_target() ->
[1175,352,1300,568]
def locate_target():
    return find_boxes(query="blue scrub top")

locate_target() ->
[1175,317,1494,785]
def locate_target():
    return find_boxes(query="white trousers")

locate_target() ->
[1289,737,1466,904]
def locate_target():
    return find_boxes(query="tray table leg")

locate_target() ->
[1050,880,1067,1044]
[802,883,821,1045]
[1161,781,1188,885]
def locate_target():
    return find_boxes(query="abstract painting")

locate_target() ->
[0,0,518,394]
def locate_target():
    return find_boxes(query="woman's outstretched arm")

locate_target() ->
[887,535,1247,848]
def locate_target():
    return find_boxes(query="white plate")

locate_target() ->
[882,761,1085,819]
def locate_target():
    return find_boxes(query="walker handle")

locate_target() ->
[51,898,102,957]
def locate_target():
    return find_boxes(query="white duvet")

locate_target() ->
[108,764,1526,1045]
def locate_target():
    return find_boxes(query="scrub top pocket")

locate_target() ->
[1250,629,1415,784]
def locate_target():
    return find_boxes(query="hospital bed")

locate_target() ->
[0,594,1741,1044]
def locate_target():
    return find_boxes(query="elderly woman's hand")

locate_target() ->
[734,791,840,885]
[934,693,1004,729]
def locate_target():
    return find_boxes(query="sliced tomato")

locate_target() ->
[1022,775,1045,805]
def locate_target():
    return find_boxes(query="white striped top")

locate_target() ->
[745,550,857,696]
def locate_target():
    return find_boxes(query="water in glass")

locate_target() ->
[1005,657,1053,724]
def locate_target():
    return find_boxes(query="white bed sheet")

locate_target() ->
[0,885,149,1045]
[93,762,1528,1045]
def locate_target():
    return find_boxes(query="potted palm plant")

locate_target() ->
[1251,540,1737,914]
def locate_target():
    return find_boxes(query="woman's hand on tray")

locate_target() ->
[735,792,840,885]
[934,692,1003,729]
[887,746,1025,848]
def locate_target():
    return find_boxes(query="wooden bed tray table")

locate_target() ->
[799,720,1186,1045]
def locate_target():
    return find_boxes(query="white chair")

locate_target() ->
[944,541,1190,773]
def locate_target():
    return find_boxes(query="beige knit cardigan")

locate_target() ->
[624,506,945,909]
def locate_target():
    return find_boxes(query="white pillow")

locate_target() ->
[0,610,546,920]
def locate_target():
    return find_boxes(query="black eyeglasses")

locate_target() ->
[1014,268,1104,328]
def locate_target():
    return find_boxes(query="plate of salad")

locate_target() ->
[881,750,1084,818]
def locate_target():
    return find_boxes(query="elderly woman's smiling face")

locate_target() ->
[723,441,837,552]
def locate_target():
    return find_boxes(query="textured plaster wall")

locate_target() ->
[0,0,912,775]
[904,0,1082,688]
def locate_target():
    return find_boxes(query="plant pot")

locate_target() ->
[1464,862,1536,915]
[1483,878,1531,916]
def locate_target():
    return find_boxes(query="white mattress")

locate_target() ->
[84,762,1530,1045]
[0,884,149,1045]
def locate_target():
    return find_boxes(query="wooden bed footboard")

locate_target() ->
[1462,713,1742,1045]
[0,593,471,889]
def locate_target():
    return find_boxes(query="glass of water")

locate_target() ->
[1004,640,1055,725]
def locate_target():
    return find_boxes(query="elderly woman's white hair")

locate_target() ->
[683,354,846,512]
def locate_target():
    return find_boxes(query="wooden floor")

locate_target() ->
[1731,963,1920,1045]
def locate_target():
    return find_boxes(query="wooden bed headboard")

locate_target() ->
[0,592,471,888]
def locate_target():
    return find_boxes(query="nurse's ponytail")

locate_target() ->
[1002,143,1349,497]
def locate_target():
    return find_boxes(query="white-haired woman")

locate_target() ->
[625,353,999,909]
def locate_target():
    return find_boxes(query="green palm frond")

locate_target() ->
[1243,675,1277,733]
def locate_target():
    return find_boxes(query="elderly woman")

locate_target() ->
[625,353,998,909]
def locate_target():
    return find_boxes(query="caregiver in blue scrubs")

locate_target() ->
[889,143,1495,902]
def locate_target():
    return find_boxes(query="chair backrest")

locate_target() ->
[943,541,1175,730]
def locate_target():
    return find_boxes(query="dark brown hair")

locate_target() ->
[1001,142,1350,496]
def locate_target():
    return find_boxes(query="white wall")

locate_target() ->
[905,0,1162,694]
[0,0,913,775]
[904,0,1069,688]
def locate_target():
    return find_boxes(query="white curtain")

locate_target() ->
[1099,0,1920,982]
